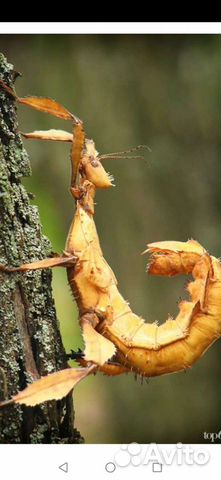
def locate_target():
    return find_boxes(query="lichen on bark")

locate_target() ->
[0,53,83,443]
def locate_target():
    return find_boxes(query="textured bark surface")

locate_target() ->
[0,53,83,443]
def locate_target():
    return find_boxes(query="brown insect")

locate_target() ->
[0,79,220,407]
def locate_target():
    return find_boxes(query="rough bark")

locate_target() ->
[0,53,83,443]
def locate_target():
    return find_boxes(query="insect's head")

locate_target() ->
[79,141,150,189]
[80,139,114,188]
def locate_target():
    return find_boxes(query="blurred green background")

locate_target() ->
[1,35,220,443]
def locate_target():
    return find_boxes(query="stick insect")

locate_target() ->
[0,79,220,407]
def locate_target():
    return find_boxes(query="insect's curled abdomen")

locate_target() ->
[96,242,221,377]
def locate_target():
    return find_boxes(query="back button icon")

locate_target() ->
[58,462,68,473]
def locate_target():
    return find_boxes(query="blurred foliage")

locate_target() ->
[0,34,220,443]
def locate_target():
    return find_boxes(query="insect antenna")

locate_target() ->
[99,155,145,160]
[99,145,151,162]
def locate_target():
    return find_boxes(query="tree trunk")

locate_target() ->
[0,53,83,443]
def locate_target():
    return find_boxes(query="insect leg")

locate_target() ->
[70,122,85,191]
[67,349,129,376]
[22,123,85,191]
[0,79,74,121]
[0,254,77,273]
[0,79,85,189]
[22,129,73,142]
[0,364,97,407]
[80,312,116,366]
